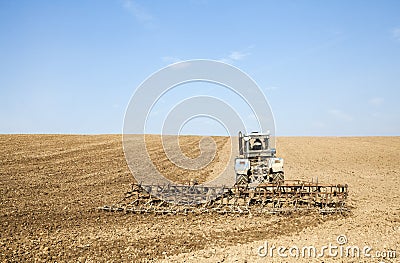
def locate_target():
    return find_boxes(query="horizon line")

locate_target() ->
[0,133,398,137]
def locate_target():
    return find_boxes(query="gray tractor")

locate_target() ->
[235,131,284,186]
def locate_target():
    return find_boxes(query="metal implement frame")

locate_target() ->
[100,180,348,215]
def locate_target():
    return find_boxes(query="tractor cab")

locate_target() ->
[235,131,284,185]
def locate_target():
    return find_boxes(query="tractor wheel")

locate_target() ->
[271,172,284,183]
[277,172,284,182]
[236,175,249,185]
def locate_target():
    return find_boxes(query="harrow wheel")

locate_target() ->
[270,172,284,183]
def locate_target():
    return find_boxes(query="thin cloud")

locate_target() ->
[369,97,384,107]
[169,61,192,70]
[219,58,231,64]
[329,109,353,122]
[219,46,254,64]
[123,0,154,25]
[229,51,249,61]
[161,56,182,64]
[393,27,400,42]
[219,51,249,64]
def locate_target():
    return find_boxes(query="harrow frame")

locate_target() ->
[100,180,348,215]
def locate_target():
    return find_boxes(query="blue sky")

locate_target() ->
[0,0,399,136]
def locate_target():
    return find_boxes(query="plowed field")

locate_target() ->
[1,135,399,262]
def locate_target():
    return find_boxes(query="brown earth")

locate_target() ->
[144,135,232,184]
[0,135,399,262]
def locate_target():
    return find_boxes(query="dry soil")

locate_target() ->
[0,135,399,262]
